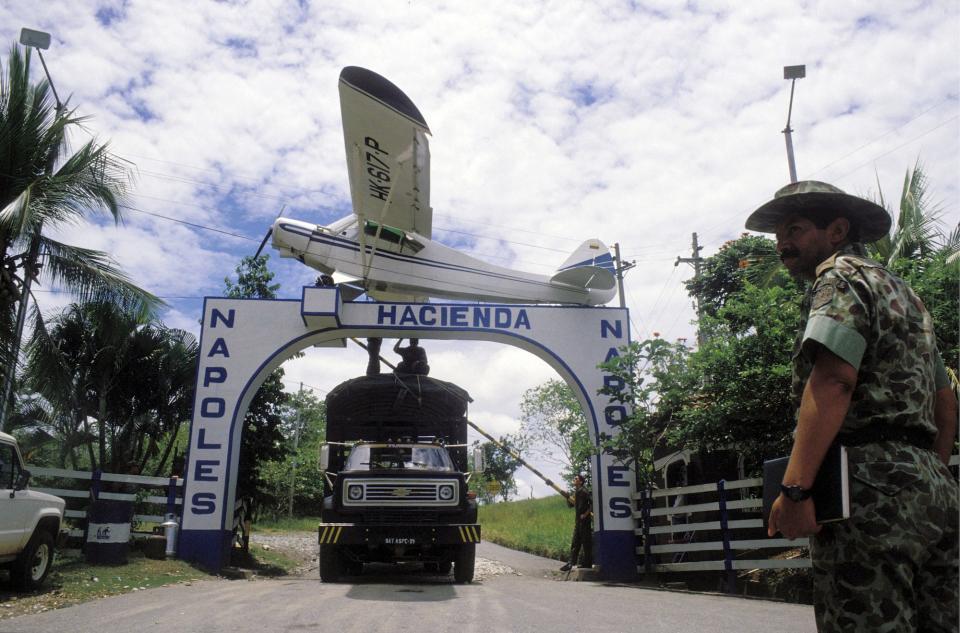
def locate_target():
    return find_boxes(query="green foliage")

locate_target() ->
[257,389,327,518]
[1,43,159,399]
[224,254,290,517]
[890,251,959,373]
[478,494,571,561]
[470,435,524,503]
[519,379,593,484]
[597,337,689,488]
[20,300,198,473]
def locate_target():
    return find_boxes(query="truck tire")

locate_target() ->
[453,543,475,583]
[11,529,55,591]
[319,544,342,582]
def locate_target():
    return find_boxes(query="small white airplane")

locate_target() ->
[265,66,617,306]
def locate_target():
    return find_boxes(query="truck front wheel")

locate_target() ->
[12,530,55,590]
[453,543,475,583]
[319,544,342,582]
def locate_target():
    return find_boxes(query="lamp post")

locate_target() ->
[782,64,806,183]
[0,29,63,432]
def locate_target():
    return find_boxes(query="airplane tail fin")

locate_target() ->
[550,239,617,290]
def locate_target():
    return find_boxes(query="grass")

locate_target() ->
[0,548,208,620]
[252,516,320,533]
[478,495,572,561]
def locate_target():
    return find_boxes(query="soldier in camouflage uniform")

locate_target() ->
[747,181,958,632]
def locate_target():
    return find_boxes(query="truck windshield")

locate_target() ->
[345,445,455,471]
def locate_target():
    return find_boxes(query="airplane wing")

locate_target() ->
[339,66,433,239]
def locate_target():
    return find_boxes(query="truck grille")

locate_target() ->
[342,478,459,507]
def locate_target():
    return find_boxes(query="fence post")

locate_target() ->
[641,488,653,575]
[717,479,736,594]
[166,476,178,516]
[90,469,102,500]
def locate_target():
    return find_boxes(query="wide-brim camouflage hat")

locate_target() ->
[745,180,892,243]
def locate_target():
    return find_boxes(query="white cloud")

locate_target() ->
[3,1,956,497]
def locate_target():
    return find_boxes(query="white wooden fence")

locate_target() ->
[27,466,183,529]
[635,454,959,590]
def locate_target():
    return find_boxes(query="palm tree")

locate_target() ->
[1,43,161,417]
[870,160,959,265]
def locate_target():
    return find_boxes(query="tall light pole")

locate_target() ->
[782,64,805,183]
[0,29,63,432]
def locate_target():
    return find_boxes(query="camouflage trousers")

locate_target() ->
[810,444,958,632]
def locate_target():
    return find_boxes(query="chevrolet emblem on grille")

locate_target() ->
[391,488,411,497]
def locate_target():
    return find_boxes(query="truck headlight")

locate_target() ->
[347,484,363,501]
[438,484,455,501]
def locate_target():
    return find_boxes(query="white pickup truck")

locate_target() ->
[0,431,65,590]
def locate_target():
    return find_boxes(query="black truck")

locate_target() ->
[318,373,482,583]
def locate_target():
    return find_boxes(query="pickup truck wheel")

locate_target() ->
[453,543,475,583]
[319,544,342,582]
[12,530,55,591]
[438,560,452,575]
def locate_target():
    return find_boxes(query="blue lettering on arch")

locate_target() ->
[194,460,220,482]
[399,306,417,325]
[200,398,225,418]
[419,306,436,325]
[607,465,630,486]
[197,428,221,449]
[451,306,468,326]
[601,320,622,339]
[208,338,230,358]
[210,308,235,328]
[603,375,625,392]
[605,405,628,426]
[514,309,531,330]
[604,347,620,363]
[204,367,227,387]
[494,308,512,328]
[609,497,631,518]
[473,308,490,328]
[191,492,216,515]
[378,305,397,324]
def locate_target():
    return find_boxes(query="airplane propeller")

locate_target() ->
[252,205,286,260]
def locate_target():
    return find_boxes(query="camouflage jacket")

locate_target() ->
[791,243,947,439]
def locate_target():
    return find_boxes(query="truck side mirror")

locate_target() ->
[472,447,485,473]
[319,444,330,472]
[13,469,30,492]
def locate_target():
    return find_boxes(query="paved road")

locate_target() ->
[0,542,816,633]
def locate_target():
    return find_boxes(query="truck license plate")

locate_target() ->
[384,537,416,545]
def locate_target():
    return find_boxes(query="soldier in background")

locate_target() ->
[749,181,958,632]
[560,473,593,571]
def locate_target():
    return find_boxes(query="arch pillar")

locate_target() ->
[180,287,635,579]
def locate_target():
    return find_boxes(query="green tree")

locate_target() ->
[258,388,327,518]
[519,379,593,484]
[224,255,289,517]
[470,436,524,503]
[1,44,160,409]
[597,337,690,489]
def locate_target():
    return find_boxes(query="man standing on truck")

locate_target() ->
[560,474,593,571]
[394,338,430,375]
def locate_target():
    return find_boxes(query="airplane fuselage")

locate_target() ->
[272,217,616,306]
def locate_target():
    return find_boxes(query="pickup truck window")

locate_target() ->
[0,443,19,488]
[345,445,454,472]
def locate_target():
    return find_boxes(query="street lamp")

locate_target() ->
[0,29,62,432]
[782,64,805,183]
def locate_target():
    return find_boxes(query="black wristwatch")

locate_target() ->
[780,484,813,502]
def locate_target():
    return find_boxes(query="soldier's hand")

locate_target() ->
[767,495,821,540]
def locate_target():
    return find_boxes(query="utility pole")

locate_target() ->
[613,242,635,309]
[287,382,304,518]
[0,29,63,432]
[674,232,705,347]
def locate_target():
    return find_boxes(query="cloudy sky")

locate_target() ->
[3,1,958,497]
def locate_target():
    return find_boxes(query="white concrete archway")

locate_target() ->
[179,287,636,579]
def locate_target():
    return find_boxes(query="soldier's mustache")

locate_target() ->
[779,248,800,261]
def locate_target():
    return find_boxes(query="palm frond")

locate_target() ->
[39,237,164,319]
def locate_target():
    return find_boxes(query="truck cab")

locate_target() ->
[0,431,65,590]
[318,374,481,583]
